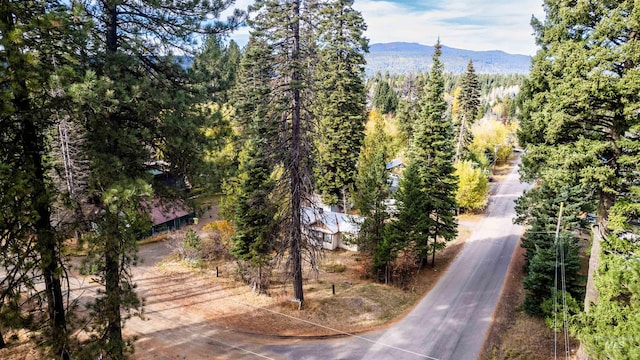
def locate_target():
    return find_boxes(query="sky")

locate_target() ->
[227,0,546,56]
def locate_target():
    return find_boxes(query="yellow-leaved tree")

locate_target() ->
[454,161,488,212]
[470,119,515,168]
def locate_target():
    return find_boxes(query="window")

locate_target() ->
[314,231,333,244]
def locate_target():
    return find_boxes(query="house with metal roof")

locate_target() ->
[303,207,363,251]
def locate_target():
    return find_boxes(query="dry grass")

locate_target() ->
[158,227,471,338]
[0,330,43,360]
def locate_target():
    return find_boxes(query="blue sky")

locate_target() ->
[227,0,545,55]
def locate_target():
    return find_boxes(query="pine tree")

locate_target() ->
[248,0,317,305]
[385,162,433,269]
[514,182,592,323]
[190,36,242,105]
[522,236,583,317]
[0,1,81,357]
[230,140,278,291]
[514,183,587,316]
[313,0,368,207]
[372,78,398,114]
[518,1,640,355]
[68,1,242,357]
[514,183,590,268]
[395,72,426,147]
[454,60,480,163]
[188,36,243,192]
[410,40,458,267]
[228,36,279,293]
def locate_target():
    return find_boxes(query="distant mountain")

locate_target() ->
[365,42,531,76]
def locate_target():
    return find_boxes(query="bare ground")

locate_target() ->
[138,225,471,337]
[123,221,472,359]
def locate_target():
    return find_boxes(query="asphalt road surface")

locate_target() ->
[261,156,531,360]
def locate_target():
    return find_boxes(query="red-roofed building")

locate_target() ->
[148,199,195,235]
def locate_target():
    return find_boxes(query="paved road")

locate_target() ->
[261,157,531,360]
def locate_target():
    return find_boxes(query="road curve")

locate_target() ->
[262,156,531,360]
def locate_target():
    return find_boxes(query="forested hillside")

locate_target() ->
[365,42,531,76]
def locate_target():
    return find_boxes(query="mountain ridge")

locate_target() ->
[365,42,531,76]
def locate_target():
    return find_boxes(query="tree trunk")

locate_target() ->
[0,328,5,349]
[432,216,440,268]
[106,1,118,53]
[577,192,612,360]
[454,115,466,163]
[289,0,304,306]
[105,235,124,359]
[103,3,126,355]
[2,3,69,354]
[431,236,437,268]
[25,118,69,359]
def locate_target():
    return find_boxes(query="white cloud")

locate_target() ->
[353,0,545,55]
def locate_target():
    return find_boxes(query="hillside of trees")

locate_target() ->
[365,42,532,76]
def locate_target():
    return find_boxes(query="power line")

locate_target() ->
[238,300,441,360]
[552,202,570,360]
[206,336,276,360]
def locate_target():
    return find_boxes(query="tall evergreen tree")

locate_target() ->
[575,186,640,359]
[372,79,398,114]
[0,1,82,357]
[384,162,433,269]
[230,139,278,291]
[189,36,243,192]
[228,36,279,292]
[454,60,480,163]
[518,1,640,356]
[313,0,368,207]
[190,35,242,105]
[69,1,242,357]
[395,73,424,148]
[410,40,458,267]
[514,184,587,316]
[249,0,316,305]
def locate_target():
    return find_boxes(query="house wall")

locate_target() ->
[307,227,338,250]
[323,232,337,250]
[150,213,195,235]
[337,233,358,251]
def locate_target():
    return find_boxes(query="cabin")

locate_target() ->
[303,207,363,251]
[149,199,195,235]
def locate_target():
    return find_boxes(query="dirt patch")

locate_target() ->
[142,226,472,339]
[493,157,515,180]
[479,240,578,360]
[0,330,41,360]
